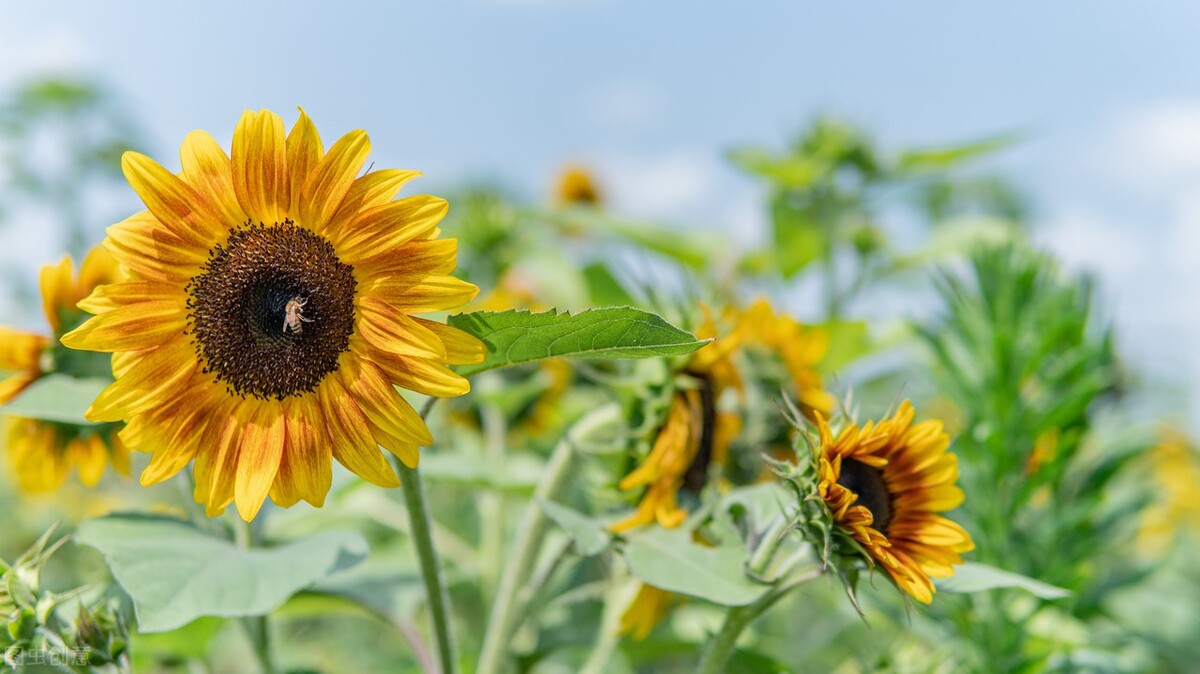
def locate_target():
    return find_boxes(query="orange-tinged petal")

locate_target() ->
[61,300,186,352]
[341,357,433,447]
[76,281,181,314]
[355,297,447,360]
[334,195,447,259]
[370,351,470,398]
[325,168,422,232]
[367,275,480,314]
[77,245,123,293]
[321,380,399,488]
[84,342,197,422]
[193,406,242,517]
[355,238,459,278]
[122,152,225,247]
[413,318,486,365]
[235,404,285,521]
[105,211,206,282]
[0,372,40,406]
[300,129,369,232]
[270,398,331,507]
[232,109,289,224]
[285,108,324,216]
[180,130,246,228]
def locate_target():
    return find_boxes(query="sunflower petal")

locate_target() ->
[180,130,246,228]
[301,129,370,232]
[235,404,286,521]
[413,317,486,365]
[105,211,206,282]
[232,109,289,224]
[286,107,324,216]
[122,152,225,246]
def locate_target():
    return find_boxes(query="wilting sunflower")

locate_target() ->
[814,400,974,603]
[554,164,602,206]
[62,109,484,520]
[2,247,130,491]
[611,309,742,532]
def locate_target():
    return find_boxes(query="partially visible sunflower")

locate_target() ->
[1,247,130,491]
[554,164,602,207]
[739,298,835,417]
[611,308,742,532]
[814,400,974,603]
[1138,427,1200,552]
[62,109,483,520]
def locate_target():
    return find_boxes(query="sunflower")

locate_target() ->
[1138,427,1200,552]
[814,400,974,603]
[1,247,130,492]
[61,109,484,520]
[611,309,742,532]
[554,165,602,206]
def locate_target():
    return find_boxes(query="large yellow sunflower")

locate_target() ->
[815,400,974,603]
[62,109,484,520]
[2,247,130,491]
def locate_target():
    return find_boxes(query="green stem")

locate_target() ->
[480,403,508,600]
[476,404,621,674]
[695,567,824,674]
[235,518,275,674]
[396,459,458,674]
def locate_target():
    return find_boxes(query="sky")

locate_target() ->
[0,1,1197,423]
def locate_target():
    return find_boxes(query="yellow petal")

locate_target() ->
[76,281,181,315]
[105,211,206,282]
[270,397,331,507]
[335,195,447,259]
[0,328,47,372]
[413,318,486,365]
[321,380,399,488]
[301,129,370,232]
[39,256,73,332]
[235,404,286,521]
[231,109,289,224]
[285,108,324,216]
[61,300,187,352]
[84,343,197,422]
[180,130,246,228]
[121,152,225,247]
[368,274,480,314]
[325,168,422,232]
[355,297,447,360]
[355,238,459,279]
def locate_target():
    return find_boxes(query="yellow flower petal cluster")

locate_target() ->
[740,298,835,416]
[815,400,974,603]
[62,109,483,520]
[1,247,129,491]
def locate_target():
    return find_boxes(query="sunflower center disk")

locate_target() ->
[187,220,357,400]
[837,458,894,533]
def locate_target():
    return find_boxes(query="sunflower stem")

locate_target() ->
[397,459,458,674]
[695,566,824,674]
[234,517,276,674]
[476,403,621,674]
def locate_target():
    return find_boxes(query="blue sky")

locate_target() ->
[1,1,1198,423]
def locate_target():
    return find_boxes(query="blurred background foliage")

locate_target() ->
[0,74,1197,674]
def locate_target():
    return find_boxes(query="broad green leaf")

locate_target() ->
[307,564,424,622]
[819,320,871,372]
[622,527,767,606]
[75,514,368,632]
[448,308,709,376]
[936,562,1071,600]
[727,146,824,188]
[538,499,611,556]
[721,483,791,532]
[1,374,108,425]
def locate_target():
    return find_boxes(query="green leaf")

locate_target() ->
[419,450,543,493]
[935,562,1071,600]
[1,374,108,425]
[538,500,611,556]
[75,514,369,632]
[448,308,709,376]
[895,133,1020,173]
[622,527,767,606]
[582,262,635,307]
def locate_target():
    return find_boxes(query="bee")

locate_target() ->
[282,297,314,334]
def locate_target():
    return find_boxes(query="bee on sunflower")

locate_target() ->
[60,109,484,520]
[1,247,130,492]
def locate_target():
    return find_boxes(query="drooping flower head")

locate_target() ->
[2,247,130,492]
[814,400,974,603]
[62,109,483,520]
[611,308,742,533]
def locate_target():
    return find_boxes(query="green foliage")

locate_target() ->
[538,500,612,557]
[75,514,368,632]
[621,527,768,606]
[936,562,1071,600]
[0,374,109,425]
[448,308,709,376]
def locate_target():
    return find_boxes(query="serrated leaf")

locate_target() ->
[448,308,709,376]
[538,499,611,556]
[935,562,1071,600]
[622,527,767,606]
[1,374,108,425]
[75,514,368,632]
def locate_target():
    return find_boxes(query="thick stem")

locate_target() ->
[397,459,458,674]
[476,404,621,674]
